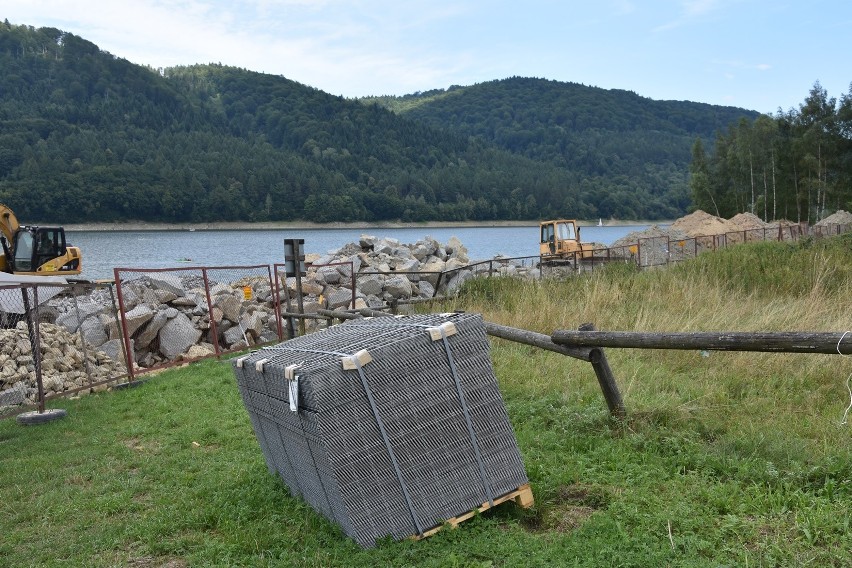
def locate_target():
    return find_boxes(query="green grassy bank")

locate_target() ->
[1,235,850,566]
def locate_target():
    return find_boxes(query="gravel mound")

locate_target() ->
[816,210,852,226]
[670,210,739,237]
[728,212,766,230]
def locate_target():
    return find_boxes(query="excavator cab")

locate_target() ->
[9,227,74,273]
[0,203,82,276]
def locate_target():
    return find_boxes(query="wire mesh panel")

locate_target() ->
[1,282,129,417]
[204,265,283,354]
[636,236,671,268]
[113,264,282,377]
[232,312,529,547]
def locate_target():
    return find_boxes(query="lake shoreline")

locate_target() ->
[63,219,669,232]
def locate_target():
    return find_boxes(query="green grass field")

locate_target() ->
[1,235,850,567]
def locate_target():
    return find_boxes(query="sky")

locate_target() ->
[4,0,851,114]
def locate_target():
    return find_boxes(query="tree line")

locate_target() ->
[1,21,768,224]
[689,82,852,223]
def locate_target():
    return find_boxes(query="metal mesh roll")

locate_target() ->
[232,312,529,547]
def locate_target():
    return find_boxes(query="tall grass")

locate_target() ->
[1,235,850,566]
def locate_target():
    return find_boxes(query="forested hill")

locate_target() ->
[362,78,760,218]
[1,23,757,224]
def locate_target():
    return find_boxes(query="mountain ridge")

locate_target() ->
[0,22,759,224]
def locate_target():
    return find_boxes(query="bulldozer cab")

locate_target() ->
[540,219,582,257]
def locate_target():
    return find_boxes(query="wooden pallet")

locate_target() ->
[414,483,535,540]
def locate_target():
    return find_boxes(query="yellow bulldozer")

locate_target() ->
[0,203,82,276]
[539,219,595,264]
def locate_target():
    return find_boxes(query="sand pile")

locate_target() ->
[670,210,739,237]
[611,225,685,249]
[816,210,852,226]
[728,212,766,230]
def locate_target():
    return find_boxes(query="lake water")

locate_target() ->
[66,224,652,280]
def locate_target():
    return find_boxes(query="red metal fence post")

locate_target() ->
[21,286,46,413]
[201,268,221,356]
[113,268,136,384]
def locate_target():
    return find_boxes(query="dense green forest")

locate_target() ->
[363,80,759,220]
[689,82,852,223]
[1,22,760,223]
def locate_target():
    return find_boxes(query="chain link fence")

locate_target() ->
[3,221,849,418]
[113,264,284,381]
[1,281,129,418]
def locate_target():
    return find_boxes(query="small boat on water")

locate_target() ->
[597,218,603,226]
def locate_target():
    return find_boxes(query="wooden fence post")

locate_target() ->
[578,323,626,419]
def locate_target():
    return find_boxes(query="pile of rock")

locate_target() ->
[50,273,281,370]
[291,235,538,317]
[3,235,533,411]
[0,321,125,411]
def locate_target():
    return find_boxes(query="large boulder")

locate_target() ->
[213,294,241,322]
[357,274,384,296]
[56,300,103,333]
[123,305,155,337]
[0,382,26,406]
[444,269,475,295]
[209,283,233,296]
[416,280,435,298]
[325,287,353,310]
[135,309,172,349]
[373,238,400,255]
[383,275,412,299]
[445,236,469,263]
[240,312,265,340]
[158,312,202,359]
[395,258,421,276]
[223,325,248,347]
[98,338,132,366]
[148,274,187,298]
[316,266,341,285]
[79,317,108,348]
[186,344,216,359]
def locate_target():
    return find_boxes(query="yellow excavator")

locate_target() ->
[539,219,595,264]
[0,203,82,276]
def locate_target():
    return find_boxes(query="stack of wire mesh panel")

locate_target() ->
[232,312,529,547]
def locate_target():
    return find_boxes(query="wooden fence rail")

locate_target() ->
[551,330,852,355]
[281,308,851,419]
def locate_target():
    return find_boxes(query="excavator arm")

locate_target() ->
[0,203,18,272]
[0,203,19,244]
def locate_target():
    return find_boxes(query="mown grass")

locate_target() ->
[1,236,850,566]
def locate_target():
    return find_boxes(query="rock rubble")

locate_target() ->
[0,321,125,412]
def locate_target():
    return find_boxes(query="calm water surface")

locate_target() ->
[66,225,653,280]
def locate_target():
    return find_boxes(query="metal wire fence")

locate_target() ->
[537,222,844,272]
[113,264,283,381]
[0,281,129,418]
[3,220,849,417]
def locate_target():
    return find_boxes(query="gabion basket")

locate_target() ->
[232,312,529,547]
